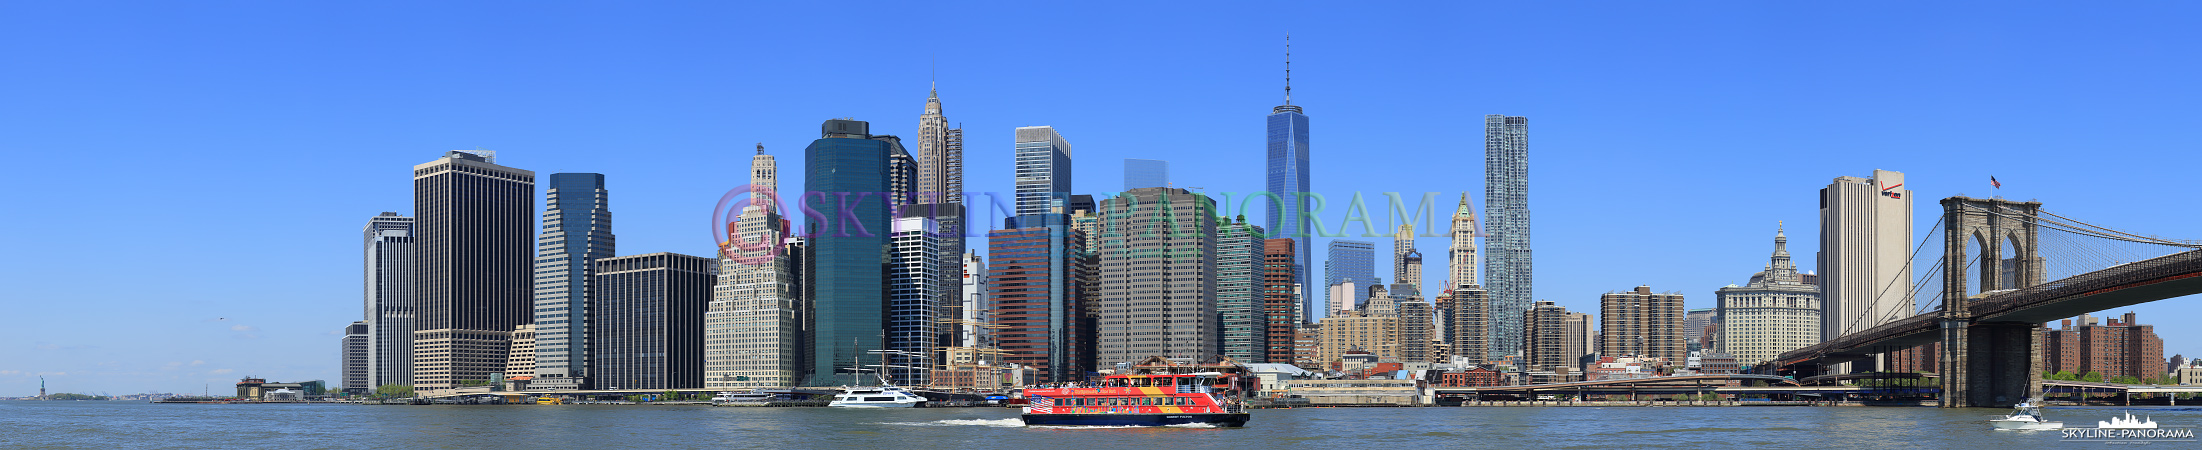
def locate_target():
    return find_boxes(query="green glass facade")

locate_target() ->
[800,119,898,386]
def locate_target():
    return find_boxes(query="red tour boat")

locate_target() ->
[1020,372,1249,427]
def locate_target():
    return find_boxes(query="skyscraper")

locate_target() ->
[705,145,802,389]
[1523,301,1571,373]
[1483,114,1531,361]
[888,215,945,386]
[1562,311,1594,369]
[1397,299,1433,363]
[1441,286,1489,365]
[1599,285,1686,362]
[1123,159,1170,191]
[1392,223,1419,292]
[801,119,906,386]
[410,150,534,391]
[530,173,614,390]
[916,88,967,344]
[342,321,369,393]
[1324,240,1377,315]
[1439,194,1478,352]
[361,212,413,390]
[1716,225,1822,365]
[1819,169,1913,343]
[1263,238,1301,363]
[1013,126,1073,218]
[957,251,989,350]
[1217,217,1266,362]
[1267,40,1314,323]
[1096,187,1220,369]
[1447,194,1479,290]
[591,252,715,390]
[987,221,1086,381]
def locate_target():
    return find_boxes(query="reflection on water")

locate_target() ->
[4,402,2198,449]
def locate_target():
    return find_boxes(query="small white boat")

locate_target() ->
[1989,401,2063,431]
[827,385,926,408]
[2098,411,2158,429]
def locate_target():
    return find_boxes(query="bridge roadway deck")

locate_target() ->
[1431,374,1814,396]
[1773,248,2202,370]
[2043,381,2202,394]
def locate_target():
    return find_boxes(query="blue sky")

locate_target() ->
[4,1,2199,395]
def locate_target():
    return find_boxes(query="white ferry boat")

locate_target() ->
[828,385,927,408]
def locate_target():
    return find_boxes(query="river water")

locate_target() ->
[4,401,2197,448]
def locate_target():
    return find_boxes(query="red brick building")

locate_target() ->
[1437,367,1504,387]
[2045,312,2165,380]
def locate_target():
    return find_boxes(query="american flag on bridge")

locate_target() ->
[1030,397,1052,413]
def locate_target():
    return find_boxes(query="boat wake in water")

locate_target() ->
[878,419,1223,429]
[878,418,1026,427]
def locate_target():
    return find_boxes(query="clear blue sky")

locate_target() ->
[4,2,2199,395]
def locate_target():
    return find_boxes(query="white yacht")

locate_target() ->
[1989,401,2062,431]
[828,385,927,408]
[2098,411,2158,429]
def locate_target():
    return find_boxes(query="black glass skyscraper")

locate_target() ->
[800,119,905,386]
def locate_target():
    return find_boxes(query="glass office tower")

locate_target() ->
[800,119,901,386]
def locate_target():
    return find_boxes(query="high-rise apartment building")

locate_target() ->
[361,212,413,389]
[1013,126,1073,217]
[1523,301,1572,373]
[342,321,369,393]
[1819,169,1912,342]
[1397,300,1433,363]
[1599,286,1686,362]
[800,119,905,386]
[530,173,614,390]
[2046,312,2166,381]
[888,216,945,386]
[1562,311,1594,368]
[1263,238,1301,364]
[705,146,802,389]
[1325,240,1377,316]
[1318,314,1400,365]
[1124,159,1170,191]
[591,252,715,390]
[1217,217,1266,362]
[1096,187,1219,369]
[410,150,534,391]
[1440,286,1489,365]
[1483,115,1530,361]
[1716,226,1823,365]
[1266,45,1314,322]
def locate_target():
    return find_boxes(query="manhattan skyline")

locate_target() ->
[5,2,2202,395]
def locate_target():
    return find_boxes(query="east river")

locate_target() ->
[5,401,2199,448]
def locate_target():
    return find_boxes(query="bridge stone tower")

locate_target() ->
[1937,196,2046,408]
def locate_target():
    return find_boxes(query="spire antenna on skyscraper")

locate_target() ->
[1284,33,1292,106]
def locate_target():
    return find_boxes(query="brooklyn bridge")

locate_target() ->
[1764,195,2202,407]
